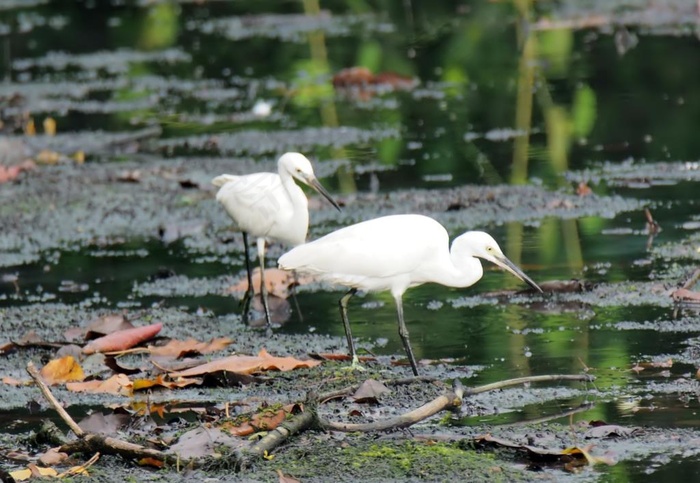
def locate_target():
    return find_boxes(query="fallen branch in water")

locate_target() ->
[28,359,594,471]
[26,361,179,466]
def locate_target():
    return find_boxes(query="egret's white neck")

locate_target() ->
[429,244,484,289]
[279,169,308,210]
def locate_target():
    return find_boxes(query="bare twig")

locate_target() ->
[59,434,178,465]
[319,380,464,433]
[26,361,84,437]
[463,374,594,396]
[681,268,700,291]
[27,361,181,466]
[246,408,317,459]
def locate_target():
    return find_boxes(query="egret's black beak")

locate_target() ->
[309,177,342,212]
[494,254,543,293]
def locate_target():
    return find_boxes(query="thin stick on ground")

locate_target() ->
[26,361,84,437]
[463,374,594,396]
[26,361,180,466]
[320,379,465,433]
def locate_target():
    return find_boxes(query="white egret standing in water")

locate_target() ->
[278,214,542,375]
[213,152,341,326]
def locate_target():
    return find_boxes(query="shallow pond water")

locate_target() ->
[1,0,700,480]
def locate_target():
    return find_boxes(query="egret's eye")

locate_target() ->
[296,168,302,173]
[486,246,494,252]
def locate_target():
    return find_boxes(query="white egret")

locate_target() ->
[278,214,542,375]
[213,152,341,326]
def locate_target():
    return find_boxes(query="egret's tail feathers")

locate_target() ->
[212,174,238,187]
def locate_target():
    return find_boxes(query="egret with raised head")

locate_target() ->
[278,214,542,375]
[213,152,341,326]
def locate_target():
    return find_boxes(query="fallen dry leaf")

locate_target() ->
[277,469,302,483]
[10,464,58,481]
[66,374,133,396]
[169,348,321,377]
[227,268,310,299]
[0,160,35,184]
[38,447,68,466]
[40,356,85,385]
[132,374,202,391]
[671,288,700,303]
[223,403,300,436]
[352,379,391,403]
[83,322,163,354]
[2,376,28,386]
[148,337,233,358]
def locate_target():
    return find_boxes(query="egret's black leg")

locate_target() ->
[257,237,273,328]
[339,288,359,366]
[290,270,304,323]
[240,232,254,322]
[395,295,419,376]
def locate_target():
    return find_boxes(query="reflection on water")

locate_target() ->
[1,0,700,476]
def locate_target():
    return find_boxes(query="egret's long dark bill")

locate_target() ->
[309,178,342,211]
[495,255,543,293]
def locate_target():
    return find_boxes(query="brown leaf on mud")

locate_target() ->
[352,379,391,403]
[576,181,593,196]
[671,288,700,303]
[222,403,300,437]
[138,457,164,468]
[40,356,85,385]
[10,464,58,481]
[277,469,302,483]
[38,447,68,466]
[132,374,202,391]
[83,322,163,354]
[0,160,35,184]
[226,268,312,299]
[66,374,133,396]
[168,348,321,377]
[2,376,28,386]
[148,337,233,358]
[0,341,17,355]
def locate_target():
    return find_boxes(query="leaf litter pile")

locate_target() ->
[0,303,632,481]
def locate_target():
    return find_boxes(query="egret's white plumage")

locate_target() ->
[278,214,542,375]
[213,152,340,326]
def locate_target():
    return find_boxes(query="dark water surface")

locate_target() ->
[1,1,700,480]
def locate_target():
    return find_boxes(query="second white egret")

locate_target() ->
[278,214,542,375]
[213,152,341,326]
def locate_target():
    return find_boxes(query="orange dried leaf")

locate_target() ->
[148,337,233,358]
[66,374,133,396]
[132,374,201,391]
[277,469,302,483]
[169,348,321,377]
[138,457,164,468]
[2,376,28,386]
[83,322,163,354]
[10,464,57,481]
[223,404,296,436]
[40,356,85,385]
